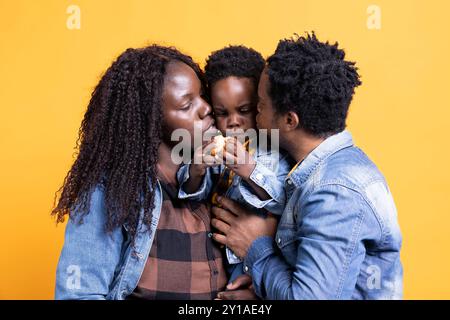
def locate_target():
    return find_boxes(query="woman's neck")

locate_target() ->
[157,142,180,185]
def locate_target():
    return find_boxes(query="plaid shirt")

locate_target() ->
[127,171,228,300]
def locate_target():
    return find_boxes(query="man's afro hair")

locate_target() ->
[267,32,362,137]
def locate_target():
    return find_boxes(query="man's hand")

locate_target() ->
[211,196,278,259]
[216,275,258,300]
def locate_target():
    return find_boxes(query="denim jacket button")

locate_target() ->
[277,237,282,245]
[244,265,249,272]
[287,179,292,185]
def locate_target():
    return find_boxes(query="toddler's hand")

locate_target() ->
[221,137,256,180]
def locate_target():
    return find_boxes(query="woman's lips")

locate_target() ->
[202,120,218,142]
[203,118,216,133]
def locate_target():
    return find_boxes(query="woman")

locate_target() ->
[52,45,228,300]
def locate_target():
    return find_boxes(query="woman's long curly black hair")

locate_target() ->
[52,45,205,243]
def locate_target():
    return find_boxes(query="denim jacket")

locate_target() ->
[243,130,403,300]
[55,183,163,300]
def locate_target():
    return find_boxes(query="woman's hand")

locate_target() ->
[190,140,220,177]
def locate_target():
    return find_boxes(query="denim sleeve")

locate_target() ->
[177,164,214,201]
[243,184,373,300]
[238,153,291,215]
[227,262,245,283]
[55,187,124,300]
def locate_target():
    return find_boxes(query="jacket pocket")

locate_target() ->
[275,227,298,267]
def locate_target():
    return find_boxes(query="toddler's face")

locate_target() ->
[210,76,257,136]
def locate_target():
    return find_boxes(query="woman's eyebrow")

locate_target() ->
[181,92,192,98]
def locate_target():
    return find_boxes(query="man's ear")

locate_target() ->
[283,111,300,131]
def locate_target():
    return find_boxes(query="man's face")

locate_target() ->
[256,68,281,135]
[256,67,294,150]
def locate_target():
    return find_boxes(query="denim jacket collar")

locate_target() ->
[287,130,354,187]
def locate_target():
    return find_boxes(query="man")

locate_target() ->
[212,33,403,300]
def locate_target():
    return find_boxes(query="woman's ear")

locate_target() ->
[284,111,300,131]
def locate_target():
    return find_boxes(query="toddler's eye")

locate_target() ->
[239,107,252,113]
[214,110,227,116]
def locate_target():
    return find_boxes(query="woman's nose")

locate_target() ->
[198,99,212,119]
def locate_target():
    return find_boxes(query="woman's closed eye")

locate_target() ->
[180,101,192,110]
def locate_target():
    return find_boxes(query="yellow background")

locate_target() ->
[1,0,449,299]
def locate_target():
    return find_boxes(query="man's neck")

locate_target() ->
[287,131,326,163]
[157,142,180,184]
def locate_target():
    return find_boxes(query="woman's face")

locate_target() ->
[162,61,215,146]
[210,76,257,136]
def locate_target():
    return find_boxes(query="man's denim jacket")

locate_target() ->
[243,130,403,300]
